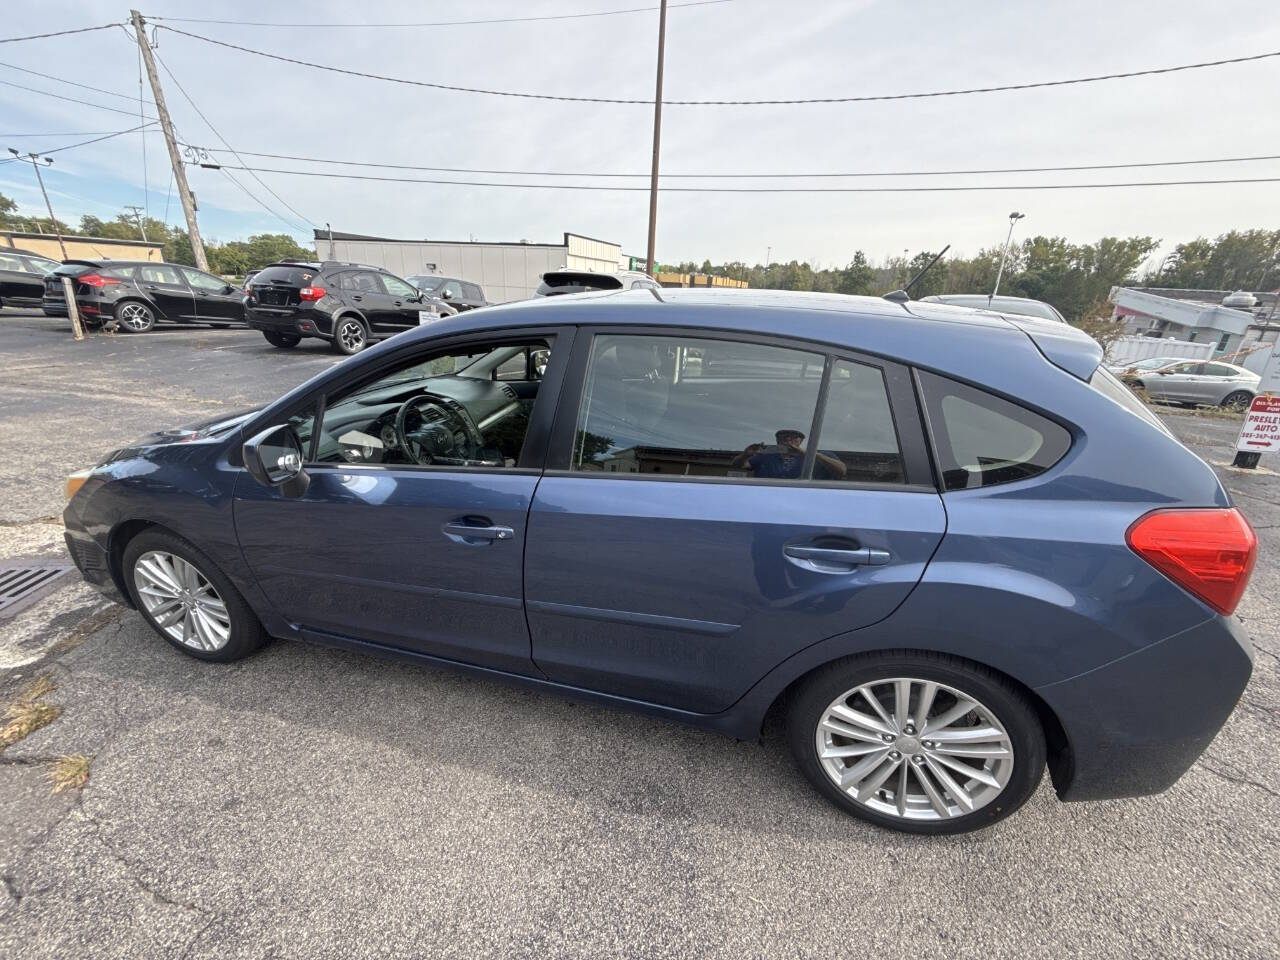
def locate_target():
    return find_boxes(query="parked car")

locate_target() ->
[0,247,60,309]
[245,261,456,354]
[920,294,1068,323]
[406,274,488,312]
[1104,355,1185,375]
[535,269,662,296]
[1122,359,1260,411]
[42,260,244,332]
[61,289,1256,835]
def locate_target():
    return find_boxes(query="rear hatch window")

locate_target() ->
[250,265,318,308]
[536,271,624,296]
[1089,366,1174,437]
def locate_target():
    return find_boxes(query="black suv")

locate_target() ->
[406,274,488,312]
[42,260,244,332]
[245,261,455,354]
[0,247,61,309]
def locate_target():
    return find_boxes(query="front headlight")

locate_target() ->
[65,468,92,500]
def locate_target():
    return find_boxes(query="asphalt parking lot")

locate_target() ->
[1,310,1277,960]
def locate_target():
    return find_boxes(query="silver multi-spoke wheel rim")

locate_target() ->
[118,302,152,331]
[815,677,1014,821]
[132,551,231,651]
[338,320,364,351]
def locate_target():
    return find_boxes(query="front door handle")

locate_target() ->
[783,545,892,566]
[442,521,514,543]
[351,294,363,301]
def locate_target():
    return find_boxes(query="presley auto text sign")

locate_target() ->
[1236,395,1280,453]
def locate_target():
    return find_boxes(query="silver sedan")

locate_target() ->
[1122,359,1260,410]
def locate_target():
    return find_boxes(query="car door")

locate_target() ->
[462,282,486,309]
[524,329,946,714]
[233,326,571,675]
[1195,362,1237,404]
[379,273,425,334]
[180,266,243,322]
[1145,360,1197,401]
[343,270,398,334]
[440,279,465,311]
[135,263,197,321]
[0,252,28,305]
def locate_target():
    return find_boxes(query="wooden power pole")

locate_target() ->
[644,0,668,279]
[130,9,208,270]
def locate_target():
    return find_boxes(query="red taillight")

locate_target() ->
[80,273,121,288]
[1127,508,1258,616]
[298,285,326,301]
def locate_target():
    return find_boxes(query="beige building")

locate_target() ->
[1,230,164,263]
[315,230,624,302]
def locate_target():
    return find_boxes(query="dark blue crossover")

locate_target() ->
[62,289,1257,833]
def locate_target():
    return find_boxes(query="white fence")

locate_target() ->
[1104,336,1214,365]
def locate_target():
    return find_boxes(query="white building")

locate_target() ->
[313,230,623,302]
[1110,286,1279,372]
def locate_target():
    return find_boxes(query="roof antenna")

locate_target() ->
[883,244,950,303]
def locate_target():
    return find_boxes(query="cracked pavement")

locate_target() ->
[1,311,1277,959]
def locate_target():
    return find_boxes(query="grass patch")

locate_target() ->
[0,673,62,750]
[49,754,91,794]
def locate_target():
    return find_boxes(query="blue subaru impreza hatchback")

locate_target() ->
[62,289,1257,833]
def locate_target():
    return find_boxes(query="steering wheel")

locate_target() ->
[394,393,487,466]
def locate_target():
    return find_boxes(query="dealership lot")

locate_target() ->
[1,312,1278,959]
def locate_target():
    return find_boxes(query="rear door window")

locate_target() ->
[138,264,186,286]
[812,360,905,483]
[918,371,1071,490]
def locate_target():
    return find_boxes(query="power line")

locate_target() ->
[150,47,314,232]
[145,1,729,28]
[211,163,1280,193]
[1,129,158,137]
[0,77,159,120]
[186,144,1280,180]
[0,24,122,44]
[34,123,159,157]
[0,61,155,105]
[157,25,1280,106]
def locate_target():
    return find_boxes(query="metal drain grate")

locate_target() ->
[0,564,75,619]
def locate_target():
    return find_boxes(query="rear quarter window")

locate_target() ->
[918,370,1072,490]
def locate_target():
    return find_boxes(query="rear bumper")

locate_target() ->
[245,308,327,338]
[1036,614,1253,801]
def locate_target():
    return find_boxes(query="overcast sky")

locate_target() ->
[2,0,1278,271]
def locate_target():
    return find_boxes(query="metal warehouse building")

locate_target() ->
[314,230,623,303]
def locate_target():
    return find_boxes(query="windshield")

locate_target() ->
[408,276,445,293]
[1124,357,1179,371]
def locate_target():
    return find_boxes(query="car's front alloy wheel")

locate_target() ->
[788,653,1045,834]
[123,530,267,662]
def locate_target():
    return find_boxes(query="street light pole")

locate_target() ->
[9,149,67,260]
[991,211,1025,303]
[643,0,668,279]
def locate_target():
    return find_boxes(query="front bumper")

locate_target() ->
[1036,614,1253,801]
[62,504,127,605]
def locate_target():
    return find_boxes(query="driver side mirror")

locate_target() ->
[223,283,236,295]
[243,424,310,498]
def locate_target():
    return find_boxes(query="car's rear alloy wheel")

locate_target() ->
[333,317,367,355]
[1221,390,1252,412]
[133,551,232,652]
[123,530,267,662]
[117,301,155,333]
[788,654,1044,834]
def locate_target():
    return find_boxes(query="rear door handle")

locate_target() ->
[783,545,892,566]
[442,521,514,543]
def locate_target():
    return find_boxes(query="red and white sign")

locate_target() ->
[1236,395,1280,453]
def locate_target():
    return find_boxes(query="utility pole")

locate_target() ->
[130,9,208,270]
[643,0,668,279]
[7,149,67,259]
[991,211,1025,302]
[124,204,149,242]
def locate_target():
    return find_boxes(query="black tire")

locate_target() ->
[115,300,155,333]
[1221,390,1253,413]
[786,651,1046,835]
[262,331,301,348]
[121,529,267,663]
[331,315,368,355]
